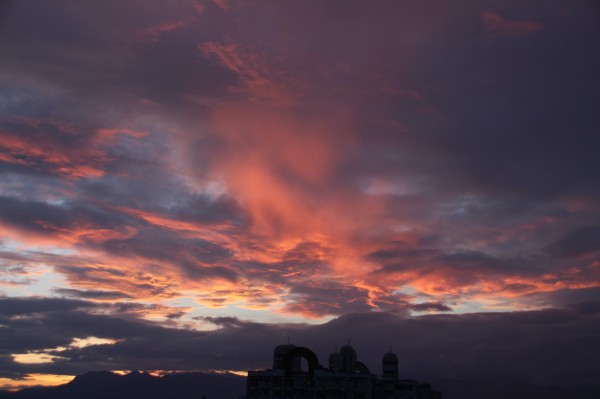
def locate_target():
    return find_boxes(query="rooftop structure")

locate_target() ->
[247,344,441,399]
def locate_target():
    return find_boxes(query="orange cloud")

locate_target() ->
[200,42,296,105]
[113,205,232,244]
[0,221,135,248]
[139,19,195,42]
[0,374,74,390]
[208,104,363,238]
[0,119,148,179]
[365,262,600,309]
[55,258,182,303]
[94,127,149,144]
[196,281,286,310]
[0,129,107,179]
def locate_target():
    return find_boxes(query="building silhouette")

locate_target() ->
[247,344,441,399]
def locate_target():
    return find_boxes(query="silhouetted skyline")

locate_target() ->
[247,343,442,398]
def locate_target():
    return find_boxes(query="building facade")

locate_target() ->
[246,344,441,399]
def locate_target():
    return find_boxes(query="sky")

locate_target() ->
[0,0,599,394]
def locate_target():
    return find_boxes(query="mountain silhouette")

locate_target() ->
[0,371,245,399]
[2,371,598,399]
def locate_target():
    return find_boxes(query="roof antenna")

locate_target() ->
[287,336,291,345]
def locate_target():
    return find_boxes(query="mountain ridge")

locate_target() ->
[0,371,246,399]
[2,371,599,399]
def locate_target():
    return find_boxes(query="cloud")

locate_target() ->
[139,19,193,42]
[0,195,138,246]
[482,12,542,35]
[0,1,599,391]
[200,41,303,105]
[53,289,133,301]
[199,316,245,327]
[545,225,600,259]
[1,298,599,391]
[409,302,452,312]
[283,282,374,318]
[0,297,97,317]
[0,119,107,179]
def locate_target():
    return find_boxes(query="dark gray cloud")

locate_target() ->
[0,196,127,238]
[199,316,246,328]
[284,282,374,316]
[0,297,97,317]
[409,302,452,312]
[545,225,600,259]
[517,287,600,309]
[1,0,598,203]
[53,289,133,301]
[1,297,599,392]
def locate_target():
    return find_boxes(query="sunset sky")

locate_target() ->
[1,0,599,393]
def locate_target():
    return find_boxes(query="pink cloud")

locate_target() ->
[0,130,108,179]
[199,42,296,105]
[139,19,194,42]
[0,119,148,179]
[211,0,230,11]
[482,11,542,35]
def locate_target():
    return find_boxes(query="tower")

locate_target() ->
[339,344,357,373]
[328,348,343,372]
[273,344,295,369]
[382,350,398,398]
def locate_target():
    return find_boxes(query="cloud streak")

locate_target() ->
[482,12,542,36]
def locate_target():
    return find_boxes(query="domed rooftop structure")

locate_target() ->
[274,344,294,355]
[355,361,371,375]
[273,344,295,369]
[339,345,356,357]
[383,352,398,363]
[328,351,342,372]
[339,344,357,372]
[382,349,399,383]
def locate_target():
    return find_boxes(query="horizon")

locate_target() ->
[0,1,599,397]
